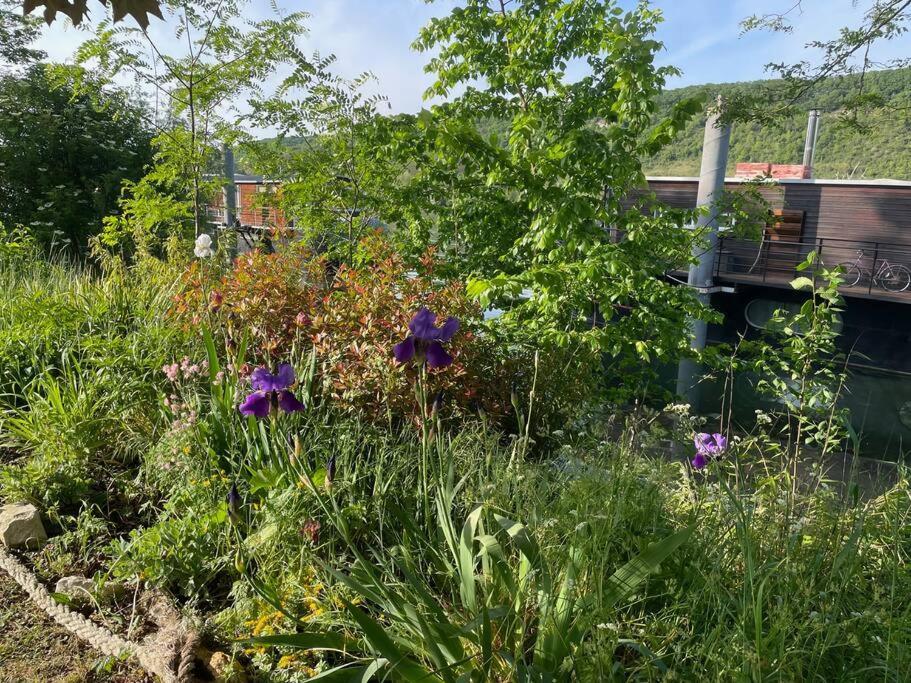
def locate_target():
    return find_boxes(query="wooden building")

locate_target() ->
[644,175,911,246]
[642,175,911,455]
[641,176,911,304]
[206,175,289,229]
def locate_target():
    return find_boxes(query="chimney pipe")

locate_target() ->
[802,109,819,177]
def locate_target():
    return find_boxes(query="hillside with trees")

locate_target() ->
[266,68,911,181]
[645,67,911,179]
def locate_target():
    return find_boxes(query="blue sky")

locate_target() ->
[31,0,904,115]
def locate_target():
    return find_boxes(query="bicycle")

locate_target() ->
[836,249,911,293]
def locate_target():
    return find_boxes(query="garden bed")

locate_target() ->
[0,244,909,681]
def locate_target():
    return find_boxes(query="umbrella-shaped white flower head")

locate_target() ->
[194,233,215,258]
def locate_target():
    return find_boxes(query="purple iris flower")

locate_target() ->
[691,432,728,469]
[393,308,460,369]
[238,363,306,418]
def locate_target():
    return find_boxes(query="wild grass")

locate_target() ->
[0,255,189,518]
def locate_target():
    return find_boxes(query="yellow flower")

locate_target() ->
[277,654,299,668]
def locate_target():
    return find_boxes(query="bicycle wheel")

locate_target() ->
[836,263,863,287]
[878,264,911,293]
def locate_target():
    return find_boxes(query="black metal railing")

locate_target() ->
[715,236,911,298]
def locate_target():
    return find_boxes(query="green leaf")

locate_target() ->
[300,663,371,681]
[790,276,815,291]
[343,602,442,683]
[466,278,491,298]
[457,505,482,612]
[602,526,695,609]
[201,325,220,382]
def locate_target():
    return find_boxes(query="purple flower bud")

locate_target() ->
[326,454,336,489]
[227,483,242,524]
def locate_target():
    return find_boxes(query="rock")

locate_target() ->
[0,503,47,549]
[204,650,248,682]
[54,576,95,603]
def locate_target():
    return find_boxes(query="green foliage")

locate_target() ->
[470,68,911,179]
[375,0,709,386]
[1,4,909,681]
[741,252,850,452]
[0,0,43,65]
[171,233,594,430]
[109,483,232,595]
[0,64,153,251]
[75,0,309,245]
[246,56,398,264]
[0,221,38,261]
[0,254,188,513]
[0,251,909,680]
[714,177,781,241]
[95,140,195,260]
[733,1,910,128]
[247,474,692,681]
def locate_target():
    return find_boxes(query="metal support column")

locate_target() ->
[222,143,237,258]
[675,98,732,407]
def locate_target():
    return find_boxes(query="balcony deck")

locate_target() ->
[713,236,911,304]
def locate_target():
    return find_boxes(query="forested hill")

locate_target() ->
[257,68,911,181]
[644,67,911,180]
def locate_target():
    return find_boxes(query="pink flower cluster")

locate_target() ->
[164,394,198,433]
[162,357,209,382]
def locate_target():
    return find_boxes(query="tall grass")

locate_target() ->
[0,254,189,513]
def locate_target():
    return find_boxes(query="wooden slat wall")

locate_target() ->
[636,180,911,248]
[237,183,288,228]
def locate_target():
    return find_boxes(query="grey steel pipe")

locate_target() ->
[675,98,732,407]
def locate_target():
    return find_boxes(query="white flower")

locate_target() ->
[194,233,215,258]
[665,402,691,416]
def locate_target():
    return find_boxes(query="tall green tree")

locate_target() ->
[1,0,43,66]
[76,0,308,244]
[383,0,706,381]
[0,64,152,250]
[247,56,398,264]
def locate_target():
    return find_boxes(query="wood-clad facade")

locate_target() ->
[207,177,289,228]
[635,177,911,304]
[641,177,911,247]
[639,178,911,454]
